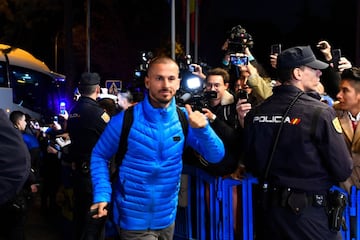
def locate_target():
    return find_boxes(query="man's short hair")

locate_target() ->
[146,56,179,77]
[206,68,230,84]
[78,72,100,96]
[79,72,101,86]
[341,67,360,82]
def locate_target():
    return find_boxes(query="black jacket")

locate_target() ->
[0,109,30,205]
[67,96,109,168]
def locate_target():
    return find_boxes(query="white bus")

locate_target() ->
[0,43,67,121]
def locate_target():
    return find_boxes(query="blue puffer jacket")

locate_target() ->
[91,94,224,230]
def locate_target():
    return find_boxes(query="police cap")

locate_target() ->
[79,72,101,86]
[277,46,328,70]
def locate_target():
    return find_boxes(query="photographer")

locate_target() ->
[232,61,273,102]
[221,25,272,106]
[221,25,254,68]
[182,66,244,238]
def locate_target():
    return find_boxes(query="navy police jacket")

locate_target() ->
[244,85,352,193]
[67,96,109,167]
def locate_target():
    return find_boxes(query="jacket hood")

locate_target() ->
[221,90,235,106]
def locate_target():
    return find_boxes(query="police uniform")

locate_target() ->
[243,46,352,239]
[67,72,110,240]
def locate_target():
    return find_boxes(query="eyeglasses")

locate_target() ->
[205,83,223,88]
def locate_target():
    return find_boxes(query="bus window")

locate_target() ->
[10,65,65,118]
[0,63,5,86]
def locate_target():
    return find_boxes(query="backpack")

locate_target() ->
[112,106,188,181]
[112,105,238,178]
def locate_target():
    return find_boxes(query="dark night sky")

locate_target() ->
[1,0,359,84]
[196,0,359,71]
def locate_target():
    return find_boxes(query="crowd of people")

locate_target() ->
[1,24,360,240]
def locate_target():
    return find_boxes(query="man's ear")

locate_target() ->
[144,76,150,89]
[96,85,101,94]
[293,68,302,80]
[175,78,181,91]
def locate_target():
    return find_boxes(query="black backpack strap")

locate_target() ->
[176,106,188,139]
[112,106,134,181]
[112,106,187,182]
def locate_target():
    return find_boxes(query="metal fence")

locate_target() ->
[174,165,358,240]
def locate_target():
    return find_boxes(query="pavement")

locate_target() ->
[25,193,65,240]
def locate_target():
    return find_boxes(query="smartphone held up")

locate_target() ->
[270,44,282,55]
[331,49,341,71]
[59,102,66,115]
[236,89,249,102]
[230,55,249,66]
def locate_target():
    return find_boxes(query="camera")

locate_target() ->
[176,70,216,112]
[176,55,216,111]
[124,51,154,103]
[230,55,248,66]
[227,25,254,54]
[188,65,195,72]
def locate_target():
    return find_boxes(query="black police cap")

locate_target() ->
[277,46,328,70]
[79,72,101,86]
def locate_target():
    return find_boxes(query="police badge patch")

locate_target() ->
[101,112,110,123]
[332,117,342,133]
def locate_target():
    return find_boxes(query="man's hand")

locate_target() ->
[317,40,332,61]
[90,202,108,219]
[185,104,207,128]
[201,108,215,122]
[59,110,69,120]
[236,99,251,128]
[47,145,58,154]
[270,54,278,69]
[338,57,352,72]
[190,63,206,79]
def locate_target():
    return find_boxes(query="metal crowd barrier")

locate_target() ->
[175,165,359,240]
[174,165,245,240]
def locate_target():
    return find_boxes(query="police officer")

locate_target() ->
[67,72,110,240]
[240,46,353,239]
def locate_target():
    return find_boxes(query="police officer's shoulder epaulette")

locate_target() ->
[332,117,343,134]
[101,112,110,123]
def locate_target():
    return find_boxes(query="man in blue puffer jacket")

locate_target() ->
[90,56,225,239]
